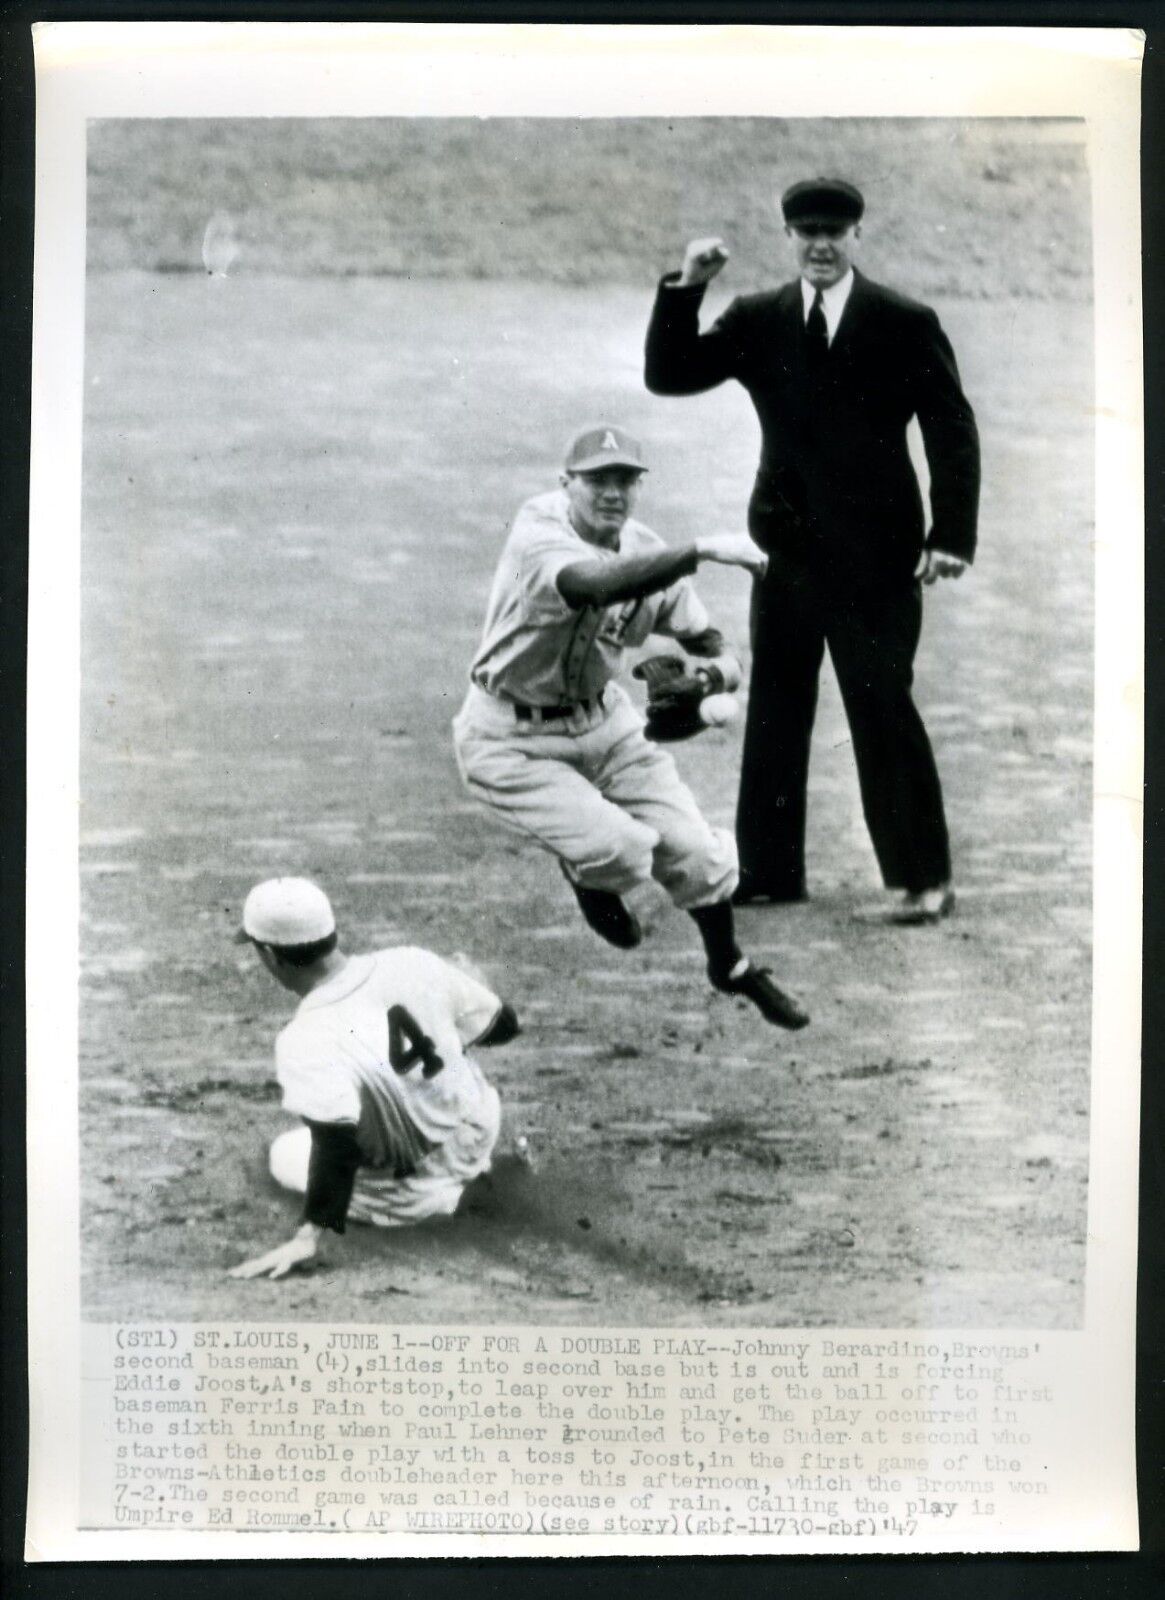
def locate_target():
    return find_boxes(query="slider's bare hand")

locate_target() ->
[228,1226,321,1280]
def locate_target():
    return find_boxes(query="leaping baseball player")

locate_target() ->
[453,424,809,1032]
[228,877,521,1280]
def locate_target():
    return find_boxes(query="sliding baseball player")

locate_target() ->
[229,877,520,1280]
[452,424,809,1031]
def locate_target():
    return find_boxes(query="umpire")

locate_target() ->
[645,178,980,923]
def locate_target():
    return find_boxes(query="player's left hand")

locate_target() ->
[228,1227,321,1280]
[917,550,967,585]
[634,655,724,742]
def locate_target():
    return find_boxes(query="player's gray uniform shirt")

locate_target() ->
[470,489,710,706]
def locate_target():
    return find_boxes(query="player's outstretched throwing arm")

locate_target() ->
[556,529,767,608]
[228,878,519,1281]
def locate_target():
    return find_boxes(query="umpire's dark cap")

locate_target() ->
[781,178,865,227]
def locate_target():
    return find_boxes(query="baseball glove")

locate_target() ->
[632,654,722,742]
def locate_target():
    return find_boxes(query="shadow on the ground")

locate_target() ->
[439,1152,751,1305]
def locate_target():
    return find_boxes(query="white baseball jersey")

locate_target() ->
[469,489,710,706]
[274,948,501,1176]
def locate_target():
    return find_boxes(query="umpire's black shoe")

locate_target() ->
[560,863,642,949]
[887,885,955,926]
[731,877,808,907]
[710,962,810,1030]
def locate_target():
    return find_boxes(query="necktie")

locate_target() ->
[806,288,828,363]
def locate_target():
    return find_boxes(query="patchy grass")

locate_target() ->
[78,260,1092,1327]
[88,117,1089,300]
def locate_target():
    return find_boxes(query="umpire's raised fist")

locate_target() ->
[678,237,729,287]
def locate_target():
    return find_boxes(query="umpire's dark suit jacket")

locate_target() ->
[645,267,981,896]
[645,268,980,585]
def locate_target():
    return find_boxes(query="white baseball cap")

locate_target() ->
[240,877,336,946]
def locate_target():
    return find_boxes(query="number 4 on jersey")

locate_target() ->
[387,1004,445,1078]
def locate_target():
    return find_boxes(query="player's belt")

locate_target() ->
[513,690,606,723]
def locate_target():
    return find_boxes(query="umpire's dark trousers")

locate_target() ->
[735,556,951,898]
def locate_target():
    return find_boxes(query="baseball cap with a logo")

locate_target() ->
[564,425,648,475]
[239,877,336,946]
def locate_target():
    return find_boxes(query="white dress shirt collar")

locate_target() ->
[801,269,855,344]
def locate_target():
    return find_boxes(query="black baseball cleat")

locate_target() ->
[560,862,642,949]
[710,962,810,1030]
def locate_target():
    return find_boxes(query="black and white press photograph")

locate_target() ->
[76,109,1097,1330]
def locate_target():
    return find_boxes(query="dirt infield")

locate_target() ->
[77,259,1092,1327]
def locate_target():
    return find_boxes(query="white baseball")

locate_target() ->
[698,693,738,729]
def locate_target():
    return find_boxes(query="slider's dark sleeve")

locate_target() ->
[474,1001,521,1048]
[302,1119,362,1234]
